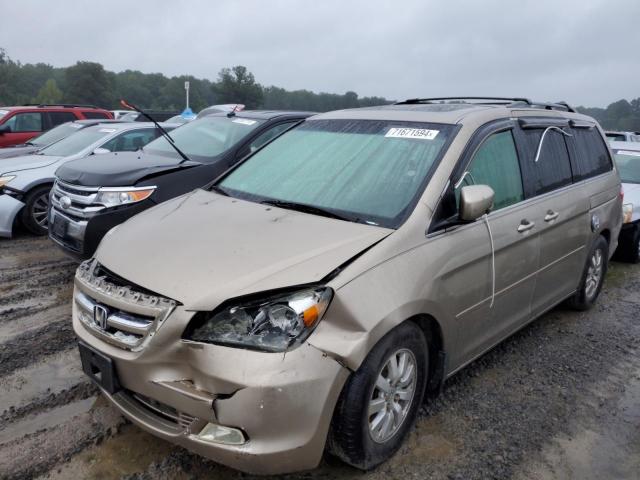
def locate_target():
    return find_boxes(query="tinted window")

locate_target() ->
[606,133,626,142]
[47,112,77,127]
[248,122,296,153]
[101,128,160,152]
[571,128,612,180]
[457,130,523,210]
[521,128,573,195]
[82,111,110,119]
[4,112,43,132]
[220,119,454,228]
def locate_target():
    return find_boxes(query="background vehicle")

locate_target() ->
[110,110,130,119]
[71,98,621,474]
[605,131,640,142]
[610,140,640,262]
[0,119,125,160]
[0,122,174,237]
[0,104,113,147]
[118,110,180,122]
[51,110,312,258]
[196,104,245,118]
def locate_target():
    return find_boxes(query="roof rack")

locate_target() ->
[23,103,101,109]
[395,97,576,113]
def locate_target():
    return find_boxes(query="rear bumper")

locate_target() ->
[0,194,24,238]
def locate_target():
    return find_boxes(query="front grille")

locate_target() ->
[75,259,177,351]
[121,390,201,434]
[51,180,104,219]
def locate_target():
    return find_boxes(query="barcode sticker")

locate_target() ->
[385,128,439,140]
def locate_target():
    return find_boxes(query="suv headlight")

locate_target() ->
[623,203,633,224]
[183,287,333,352]
[95,187,155,208]
[0,175,16,188]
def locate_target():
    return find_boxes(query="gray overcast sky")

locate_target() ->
[2,0,638,107]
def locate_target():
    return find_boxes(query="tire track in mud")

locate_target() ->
[1,235,639,480]
[0,235,126,480]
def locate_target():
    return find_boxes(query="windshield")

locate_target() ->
[218,119,454,228]
[39,127,113,157]
[614,150,640,183]
[30,122,84,147]
[144,115,264,161]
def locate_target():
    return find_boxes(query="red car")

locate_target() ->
[0,104,113,148]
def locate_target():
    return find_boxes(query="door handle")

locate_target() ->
[544,210,559,222]
[517,219,535,233]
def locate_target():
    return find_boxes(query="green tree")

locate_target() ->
[214,66,263,108]
[33,78,63,104]
[64,61,113,107]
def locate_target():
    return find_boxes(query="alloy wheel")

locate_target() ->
[584,248,603,299]
[368,348,417,443]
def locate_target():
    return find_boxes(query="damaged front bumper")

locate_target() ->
[72,281,350,474]
[0,193,24,238]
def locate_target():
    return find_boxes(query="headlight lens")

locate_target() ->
[183,287,333,352]
[0,175,16,188]
[94,187,155,207]
[623,203,633,224]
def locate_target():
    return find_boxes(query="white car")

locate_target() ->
[610,140,640,262]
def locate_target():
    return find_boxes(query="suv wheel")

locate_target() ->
[20,185,51,235]
[567,235,608,311]
[327,322,428,470]
[625,227,640,264]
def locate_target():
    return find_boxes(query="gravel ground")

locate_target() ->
[0,234,639,480]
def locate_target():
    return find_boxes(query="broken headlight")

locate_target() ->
[183,287,333,352]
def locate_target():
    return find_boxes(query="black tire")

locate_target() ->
[567,235,609,311]
[624,227,640,264]
[327,321,428,470]
[20,185,52,235]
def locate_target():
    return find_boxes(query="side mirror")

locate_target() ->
[0,124,11,135]
[93,147,111,155]
[459,185,495,221]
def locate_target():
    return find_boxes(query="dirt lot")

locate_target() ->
[1,233,639,480]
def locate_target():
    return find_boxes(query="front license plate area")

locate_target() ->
[51,214,68,238]
[78,341,121,394]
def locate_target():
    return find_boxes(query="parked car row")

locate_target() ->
[1,97,637,475]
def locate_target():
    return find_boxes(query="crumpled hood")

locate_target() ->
[56,151,199,187]
[0,145,38,160]
[0,154,63,175]
[96,189,392,309]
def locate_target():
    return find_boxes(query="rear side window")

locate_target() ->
[3,112,43,132]
[571,128,612,180]
[457,130,524,210]
[521,129,573,195]
[82,111,110,119]
[47,111,77,127]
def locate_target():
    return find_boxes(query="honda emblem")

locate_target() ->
[93,305,109,330]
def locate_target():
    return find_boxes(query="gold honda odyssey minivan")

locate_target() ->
[72,98,622,474]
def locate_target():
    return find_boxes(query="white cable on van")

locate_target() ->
[483,213,496,309]
[534,126,573,163]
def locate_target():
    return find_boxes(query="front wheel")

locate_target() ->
[327,322,428,470]
[567,235,609,311]
[20,185,51,235]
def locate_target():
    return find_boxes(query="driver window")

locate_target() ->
[456,130,524,211]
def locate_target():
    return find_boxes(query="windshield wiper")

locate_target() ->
[260,199,352,222]
[119,99,192,163]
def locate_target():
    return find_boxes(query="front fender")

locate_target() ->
[0,194,25,237]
